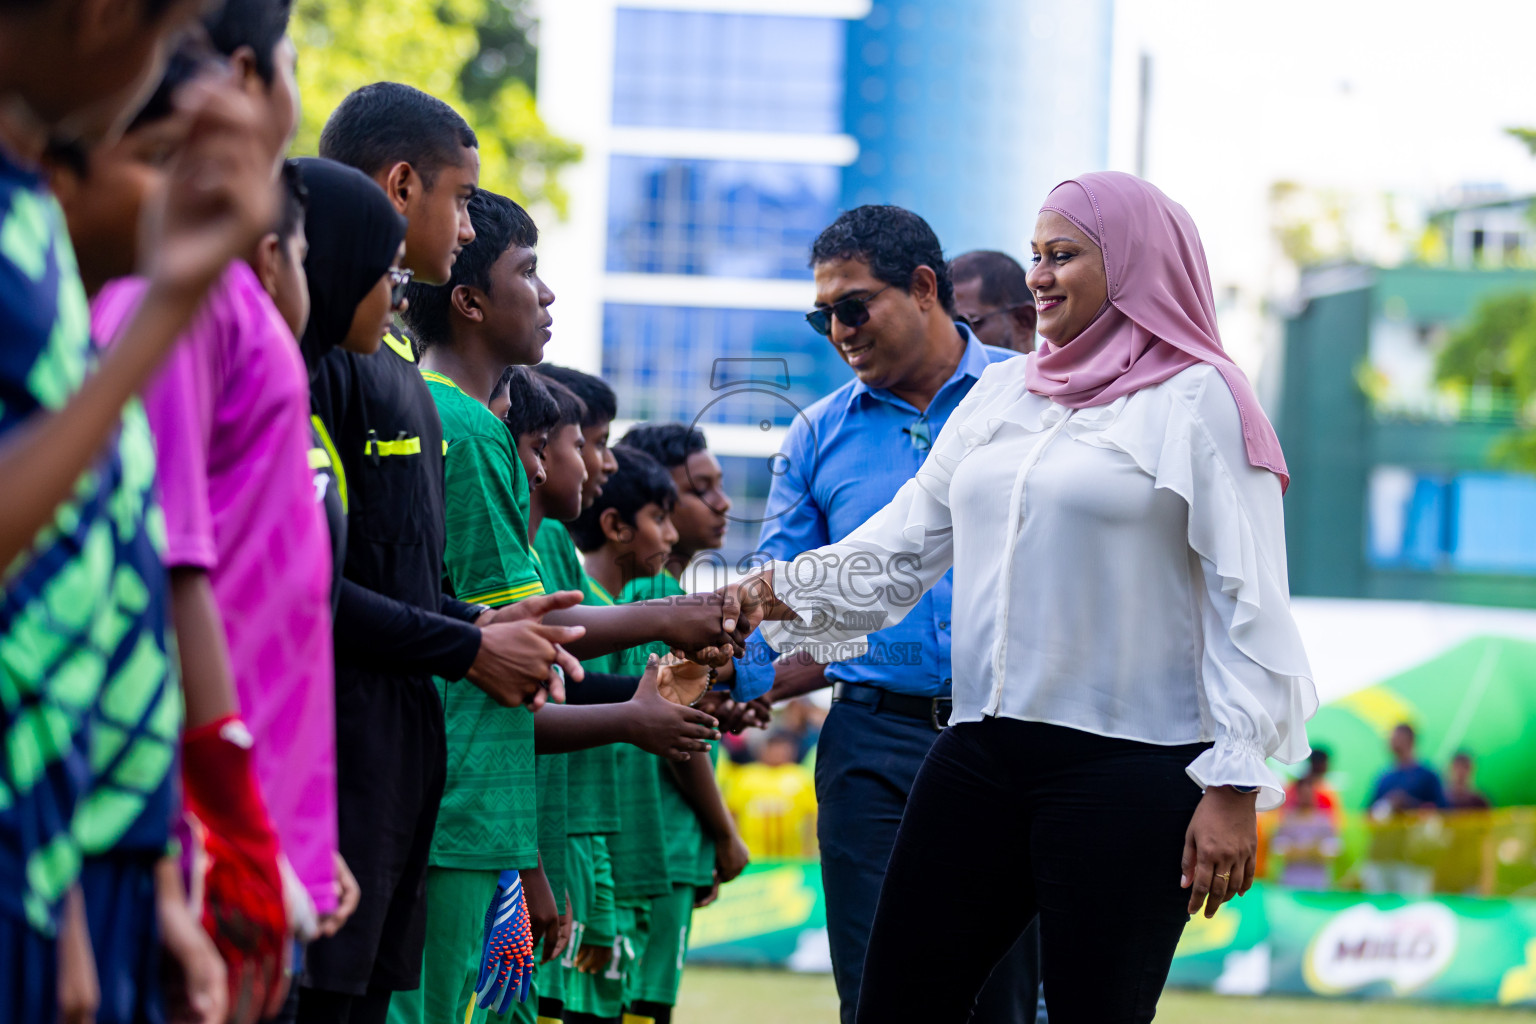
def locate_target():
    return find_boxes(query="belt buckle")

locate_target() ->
[930,698,949,732]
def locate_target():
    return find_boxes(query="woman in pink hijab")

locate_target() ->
[741,172,1315,1022]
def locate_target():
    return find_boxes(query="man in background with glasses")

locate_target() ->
[755,206,1042,1024]
[951,249,1037,354]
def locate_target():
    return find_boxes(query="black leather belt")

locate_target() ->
[831,681,951,731]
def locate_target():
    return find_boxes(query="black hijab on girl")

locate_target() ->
[293,156,407,372]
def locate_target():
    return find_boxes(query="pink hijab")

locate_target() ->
[1024,171,1289,491]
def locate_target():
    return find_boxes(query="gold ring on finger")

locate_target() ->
[1215,871,1230,880]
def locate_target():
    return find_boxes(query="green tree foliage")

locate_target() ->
[1436,289,1536,467]
[1429,127,1536,466]
[1435,291,1535,394]
[291,0,580,213]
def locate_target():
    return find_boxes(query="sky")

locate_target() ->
[1103,0,1536,376]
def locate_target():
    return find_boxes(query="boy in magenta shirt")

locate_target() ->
[93,258,339,922]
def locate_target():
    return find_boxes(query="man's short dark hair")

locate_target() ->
[810,205,954,316]
[400,189,537,352]
[502,366,560,441]
[274,158,306,248]
[950,250,1034,310]
[568,446,676,552]
[619,423,707,470]
[535,365,618,428]
[1395,723,1416,741]
[204,0,293,84]
[544,379,587,431]
[319,82,478,187]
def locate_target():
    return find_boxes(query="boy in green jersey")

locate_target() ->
[533,367,625,1024]
[568,448,694,1021]
[398,190,721,1024]
[619,425,754,1024]
[506,369,715,1024]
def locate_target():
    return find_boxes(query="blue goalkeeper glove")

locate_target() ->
[475,869,536,1013]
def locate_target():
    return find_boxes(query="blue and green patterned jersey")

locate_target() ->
[0,150,178,934]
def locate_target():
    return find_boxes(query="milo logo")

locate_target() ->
[1304,903,1458,995]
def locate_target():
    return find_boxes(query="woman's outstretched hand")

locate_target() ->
[1180,785,1258,919]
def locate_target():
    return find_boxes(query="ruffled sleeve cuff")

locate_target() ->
[759,559,872,663]
[1186,740,1287,812]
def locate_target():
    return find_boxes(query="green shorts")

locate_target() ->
[562,834,617,1017]
[387,867,552,1024]
[617,902,653,1009]
[565,900,648,1019]
[630,884,696,1008]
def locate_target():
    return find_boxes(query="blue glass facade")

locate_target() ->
[600,3,1114,552]
[842,0,1114,255]
[606,157,840,279]
[603,303,849,427]
[612,10,845,133]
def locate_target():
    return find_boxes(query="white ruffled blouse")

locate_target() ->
[761,359,1316,810]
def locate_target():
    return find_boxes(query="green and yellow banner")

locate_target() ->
[690,864,1536,1007]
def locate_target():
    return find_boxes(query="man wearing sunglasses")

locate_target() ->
[951,249,1037,354]
[752,206,1042,1024]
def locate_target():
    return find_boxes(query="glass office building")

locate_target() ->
[537,0,1115,559]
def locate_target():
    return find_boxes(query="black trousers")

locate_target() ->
[303,670,446,996]
[818,696,1040,1024]
[856,718,1210,1024]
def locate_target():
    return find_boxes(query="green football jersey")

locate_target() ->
[535,521,620,836]
[606,577,677,904]
[529,550,569,901]
[625,574,716,888]
[424,370,542,870]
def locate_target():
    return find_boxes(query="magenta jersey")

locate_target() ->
[94,261,338,913]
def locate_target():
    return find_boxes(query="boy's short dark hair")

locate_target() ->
[949,250,1034,310]
[502,366,560,441]
[400,189,537,353]
[204,0,293,84]
[619,423,707,470]
[811,205,954,316]
[319,82,478,187]
[534,365,617,428]
[544,379,587,431]
[568,446,676,552]
[275,158,306,248]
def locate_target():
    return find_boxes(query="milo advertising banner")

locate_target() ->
[1165,883,1536,1005]
[691,866,1536,1007]
[689,861,831,970]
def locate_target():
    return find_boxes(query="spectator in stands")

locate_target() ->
[720,731,819,860]
[1446,751,1492,810]
[950,250,1037,353]
[1286,747,1339,825]
[1269,775,1340,889]
[1362,724,1444,896]
[1368,724,1447,813]
[777,699,825,763]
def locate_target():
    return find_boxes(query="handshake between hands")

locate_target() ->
[462,572,784,711]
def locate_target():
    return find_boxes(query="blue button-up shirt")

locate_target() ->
[740,325,1016,698]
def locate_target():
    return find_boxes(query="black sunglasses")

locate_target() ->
[805,285,890,337]
[389,267,414,309]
